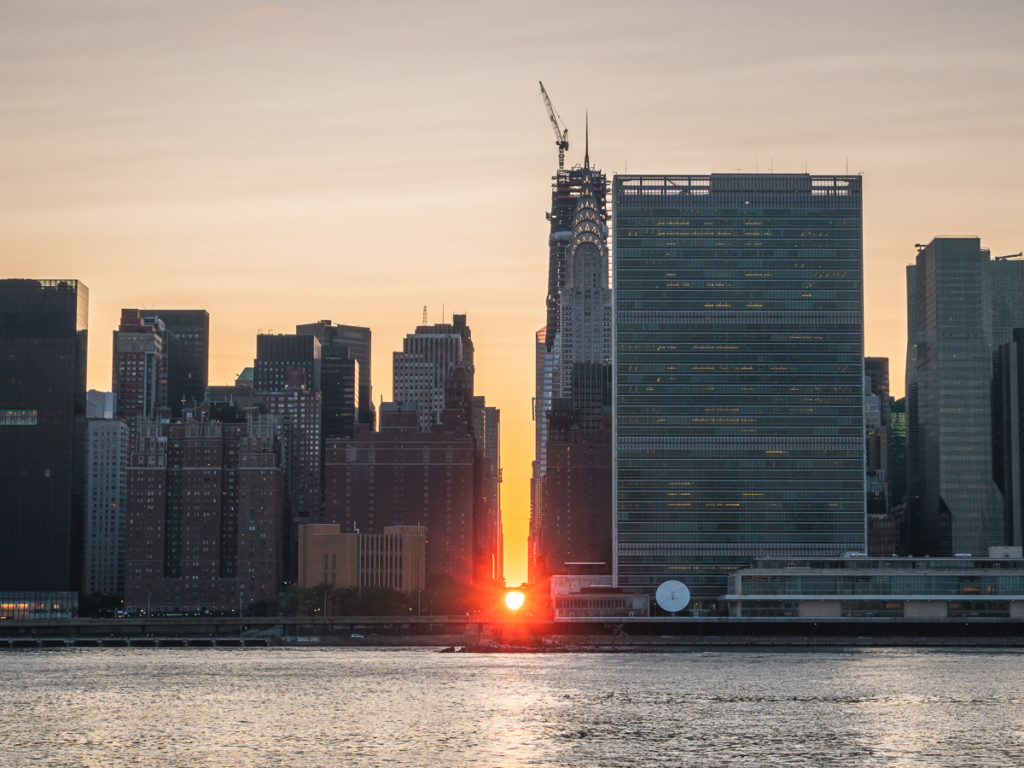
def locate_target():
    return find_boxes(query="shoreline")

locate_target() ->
[5,633,1024,650]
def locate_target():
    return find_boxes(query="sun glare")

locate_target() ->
[504,590,525,611]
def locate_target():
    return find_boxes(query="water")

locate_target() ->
[2,647,1023,767]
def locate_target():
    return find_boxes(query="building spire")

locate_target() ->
[584,111,590,170]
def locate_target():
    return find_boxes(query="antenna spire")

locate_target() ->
[584,111,590,170]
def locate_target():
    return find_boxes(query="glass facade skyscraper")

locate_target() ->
[906,237,1024,556]
[613,174,865,603]
[0,279,88,591]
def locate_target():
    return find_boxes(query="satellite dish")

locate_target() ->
[655,580,690,614]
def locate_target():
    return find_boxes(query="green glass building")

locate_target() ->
[613,174,865,604]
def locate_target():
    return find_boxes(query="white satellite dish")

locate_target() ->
[655,580,690,614]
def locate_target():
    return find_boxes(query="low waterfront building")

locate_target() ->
[297,524,426,594]
[549,564,649,618]
[0,591,78,619]
[551,587,649,619]
[726,555,1024,618]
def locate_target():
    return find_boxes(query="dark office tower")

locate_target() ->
[320,347,358,439]
[296,321,373,429]
[541,363,613,574]
[994,329,1024,549]
[254,334,320,393]
[113,309,167,450]
[151,310,209,415]
[0,279,88,592]
[906,239,1024,556]
[393,314,474,431]
[124,411,284,613]
[613,174,866,604]
[473,397,503,584]
[323,403,477,586]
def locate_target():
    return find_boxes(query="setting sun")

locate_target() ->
[504,591,525,611]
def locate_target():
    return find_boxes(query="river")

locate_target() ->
[2,647,1022,766]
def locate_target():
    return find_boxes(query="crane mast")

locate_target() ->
[539,81,569,170]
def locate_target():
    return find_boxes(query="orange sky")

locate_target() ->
[3,2,1023,585]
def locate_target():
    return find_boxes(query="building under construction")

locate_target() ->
[529,83,613,581]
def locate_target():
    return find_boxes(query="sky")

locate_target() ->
[3,1,1023,585]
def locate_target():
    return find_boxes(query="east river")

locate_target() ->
[2,647,1023,767]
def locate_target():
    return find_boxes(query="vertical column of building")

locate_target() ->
[235,416,285,609]
[83,416,129,595]
[113,309,167,452]
[124,420,168,611]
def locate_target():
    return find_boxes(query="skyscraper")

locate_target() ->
[254,333,321,393]
[296,321,373,429]
[906,238,1024,556]
[473,397,503,584]
[83,416,129,596]
[151,309,209,415]
[994,328,1024,549]
[613,174,866,604]
[393,314,474,431]
[112,309,167,449]
[0,279,88,592]
[530,139,613,580]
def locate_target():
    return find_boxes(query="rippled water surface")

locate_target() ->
[3,647,1024,767]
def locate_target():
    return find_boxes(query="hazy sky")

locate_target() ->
[3,1,1023,584]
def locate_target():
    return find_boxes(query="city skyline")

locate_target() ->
[4,2,1024,584]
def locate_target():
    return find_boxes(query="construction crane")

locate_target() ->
[539,81,569,170]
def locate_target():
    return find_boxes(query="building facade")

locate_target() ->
[113,309,166,449]
[613,174,866,604]
[297,524,426,594]
[906,239,1024,556]
[0,279,88,592]
[123,412,284,614]
[994,328,1024,549]
[323,404,477,586]
[151,309,209,415]
[473,397,503,584]
[726,556,1024,618]
[261,388,323,525]
[296,320,373,429]
[393,314,474,431]
[83,417,129,595]
[254,333,321,393]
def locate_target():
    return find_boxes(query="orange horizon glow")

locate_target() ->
[3,4,1023,586]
